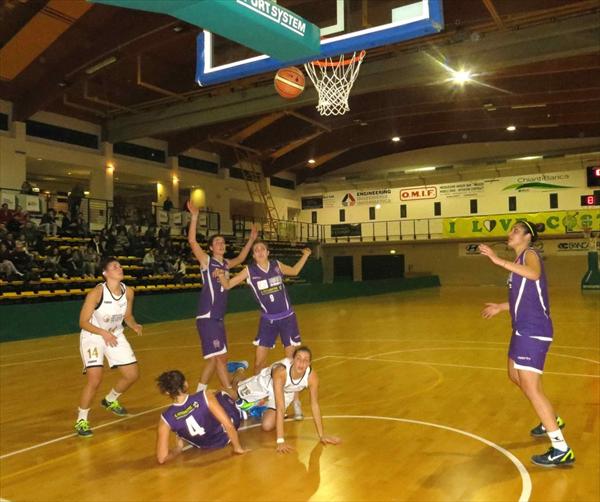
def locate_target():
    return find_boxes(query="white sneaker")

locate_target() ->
[293,400,303,421]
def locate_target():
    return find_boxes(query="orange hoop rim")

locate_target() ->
[308,50,366,68]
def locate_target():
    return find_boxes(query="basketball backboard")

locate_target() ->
[196,0,444,86]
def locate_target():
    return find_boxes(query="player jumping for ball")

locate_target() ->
[480,220,575,467]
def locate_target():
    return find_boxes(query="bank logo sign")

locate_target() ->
[503,174,574,192]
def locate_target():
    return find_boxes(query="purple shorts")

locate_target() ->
[253,312,301,349]
[215,391,242,430]
[509,333,551,374]
[196,318,227,359]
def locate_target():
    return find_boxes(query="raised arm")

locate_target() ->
[216,267,249,290]
[308,371,340,446]
[186,200,209,269]
[272,366,293,453]
[479,245,541,281]
[79,285,118,347]
[124,287,143,335]
[277,248,312,277]
[227,224,258,268]
[156,418,184,464]
[206,391,249,455]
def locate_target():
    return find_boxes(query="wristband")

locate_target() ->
[276,438,285,444]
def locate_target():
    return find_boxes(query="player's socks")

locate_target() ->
[101,398,127,416]
[105,388,121,402]
[530,416,565,437]
[226,360,249,373]
[196,383,207,392]
[248,406,268,418]
[547,429,568,452]
[77,407,90,422]
[75,419,93,438]
[293,399,303,421]
[531,446,575,467]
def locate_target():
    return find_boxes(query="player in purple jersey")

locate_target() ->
[155,369,249,464]
[217,241,311,420]
[480,220,575,467]
[187,200,258,393]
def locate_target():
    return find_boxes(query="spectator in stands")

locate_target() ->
[40,208,58,236]
[144,224,157,247]
[82,245,100,278]
[0,203,13,226]
[66,247,85,277]
[73,214,89,237]
[68,183,85,219]
[158,224,171,240]
[0,242,23,279]
[44,246,67,279]
[173,255,187,283]
[113,229,130,256]
[22,220,42,252]
[128,226,145,257]
[60,211,74,236]
[10,241,34,279]
[162,196,173,212]
[20,181,34,194]
[7,206,25,233]
[142,248,159,275]
[2,231,16,250]
[90,233,103,255]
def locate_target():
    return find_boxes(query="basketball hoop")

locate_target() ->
[304,50,366,116]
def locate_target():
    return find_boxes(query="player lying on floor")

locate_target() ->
[155,369,250,464]
[229,346,341,453]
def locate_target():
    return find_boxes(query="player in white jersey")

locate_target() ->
[74,257,143,437]
[231,346,340,453]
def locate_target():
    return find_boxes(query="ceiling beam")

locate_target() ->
[268,131,324,161]
[104,13,600,142]
[481,0,505,30]
[284,110,331,132]
[208,137,261,155]
[229,112,285,143]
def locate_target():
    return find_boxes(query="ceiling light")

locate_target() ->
[67,172,72,175]
[85,56,117,75]
[404,166,436,173]
[32,187,40,193]
[308,159,316,164]
[173,25,184,32]
[506,125,516,132]
[375,204,381,209]
[37,158,42,161]
[58,81,67,88]
[390,249,396,254]
[391,136,401,142]
[514,155,542,161]
[451,69,472,85]
[84,191,90,195]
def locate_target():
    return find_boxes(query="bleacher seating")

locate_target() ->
[0,235,311,304]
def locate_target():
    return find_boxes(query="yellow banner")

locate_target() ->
[443,210,600,238]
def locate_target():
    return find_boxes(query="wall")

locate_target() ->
[320,236,595,287]
[299,156,599,227]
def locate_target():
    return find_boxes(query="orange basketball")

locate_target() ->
[274,66,305,99]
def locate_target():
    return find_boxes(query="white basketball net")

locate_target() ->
[304,51,366,116]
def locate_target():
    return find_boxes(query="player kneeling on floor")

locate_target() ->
[230,346,341,453]
[156,370,249,464]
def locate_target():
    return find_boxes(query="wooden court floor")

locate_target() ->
[0,285,598,502]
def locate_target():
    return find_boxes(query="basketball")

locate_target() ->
[274,66,305,99]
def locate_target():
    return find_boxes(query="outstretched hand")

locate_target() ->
[481,303,502,319]
[320,435,341,446]
[302,247,312,257]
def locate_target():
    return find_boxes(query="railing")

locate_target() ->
[232,215,323,242]
[320,218,445,243]
[152,203,221,236]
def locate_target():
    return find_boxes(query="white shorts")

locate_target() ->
[79,331,137,373]
[237,376,293,410]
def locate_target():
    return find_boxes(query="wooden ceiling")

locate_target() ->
[1,0,599,184]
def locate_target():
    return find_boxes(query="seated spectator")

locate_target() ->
[40,208,58,236]
[82,245,99,278]
[158,224,171,239]
[142,248,159,275]
[73,215,89,237]
[0,242,23,279]
[89,233,104,255]
[7,206,25,233]
[0,203,13,226]
[144,225,157,247]
[2,231,16,250]
[129,227,145,257]
[10,241,34,279]
[22,221,42,252]
[43,247,67,279]
[65,248,84,277]
[113,229,130,255]
[162,196,173,212]
[173,256,187,283]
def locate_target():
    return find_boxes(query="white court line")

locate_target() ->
[0,404,167,461]
[328,355,600,378]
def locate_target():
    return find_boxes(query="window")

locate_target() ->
[509,196,517,212]
[434,202,441,216]
[369,206,376,220]
[311,211,317,224]
[26,120,98,149]
[470,199,478,214]
[400,204,407,218]
[549,193,558,209]
[178,155,218,174]
[0,113,8,131]
[339,209,345,222]
[270,176,295,190]
[113,142,165,163]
